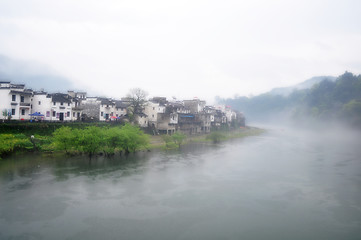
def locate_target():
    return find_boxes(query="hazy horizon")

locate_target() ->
[1,0,361,103]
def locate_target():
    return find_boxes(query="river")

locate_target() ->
[0,126,361,240]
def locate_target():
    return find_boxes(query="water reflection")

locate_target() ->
[1,128,361,240]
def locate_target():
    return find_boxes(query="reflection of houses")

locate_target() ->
[0,81,33,120]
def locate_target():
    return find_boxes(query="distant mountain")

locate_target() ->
[0,54,74,92]
[269,76,336,96]
[219,72,361,127]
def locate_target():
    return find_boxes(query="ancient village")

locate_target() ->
[0,81,245,135]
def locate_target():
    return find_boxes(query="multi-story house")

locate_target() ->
[32,91,52,120]
[99,98,115,121]
[67,91,86,121]
[0,81,33,120]
[144,98,179,134]
[114,101,128,118]
[32,92,73,121]
[183,99,206,114]
[144,100,165,126]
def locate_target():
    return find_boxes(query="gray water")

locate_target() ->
[0,127,361,240]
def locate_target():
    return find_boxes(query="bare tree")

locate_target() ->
[126,88,148,121]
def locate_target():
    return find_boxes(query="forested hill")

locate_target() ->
[218,72,361,127]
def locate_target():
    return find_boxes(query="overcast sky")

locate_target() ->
[0,0,360,102]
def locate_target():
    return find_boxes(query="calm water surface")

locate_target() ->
[0,127,361,240]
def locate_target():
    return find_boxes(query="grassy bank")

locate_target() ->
[149,126,266,149]
[0,124,149,159]
[1,124,265,160]
[189,127,266,143]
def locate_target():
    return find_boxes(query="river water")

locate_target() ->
[0,126,361,240]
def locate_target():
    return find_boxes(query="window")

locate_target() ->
[53,102,56,106]
[12,95,16,101]
[73,112,75,117]
[68,103,70,106]
[53,111,56,117]
[38,101,41,105]
[152,114,154,118]
[153,107,155,110]
[46,111,50,117]
[61,102,63,106]
[101,112,103,116]
[56,113,59,118]
[21,96,24,103]
[11,109,15,115]
[67,112,70,117]
[21,109,25,115]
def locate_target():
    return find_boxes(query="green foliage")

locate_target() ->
[76,126,104,157]
[171,132,187,148]
[53,126,76,153]
[342,100,361,126]
[0,134,33,159]
[1,124,150,159]
[206,131,225,143]
[2,109,8,121]
[219,71,361,127]
[162,135,178,149]
[118,123,149,153]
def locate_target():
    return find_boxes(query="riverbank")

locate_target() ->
[0,125,265,160]
[149,126,266,149]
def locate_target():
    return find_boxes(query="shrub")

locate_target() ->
[53,126,77,153]
[118,124,149,153]
[162,135,178,149]
[206,131,225,143]
[171,132,187,148]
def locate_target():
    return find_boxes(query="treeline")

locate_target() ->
[0,124,149,159]
[219,72,361,127]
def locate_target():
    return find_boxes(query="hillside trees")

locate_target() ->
[219,71,361,127]
[126,88,148,122]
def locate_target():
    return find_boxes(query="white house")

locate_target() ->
[0,81,33,121]
[135,113,148,127]
[114,101,128,118]
[99,98,116,121]
[144,101,165,126]
[32,92,74,121]
[183,99,206,113]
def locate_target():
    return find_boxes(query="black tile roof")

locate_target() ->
[50,93,72,103]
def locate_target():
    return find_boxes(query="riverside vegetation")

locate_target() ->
[0,123,149,159]
[0,122,264,159]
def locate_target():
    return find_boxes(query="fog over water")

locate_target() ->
[0,125,361,239]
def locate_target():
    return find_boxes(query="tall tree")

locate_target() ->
[126,88,148,122]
